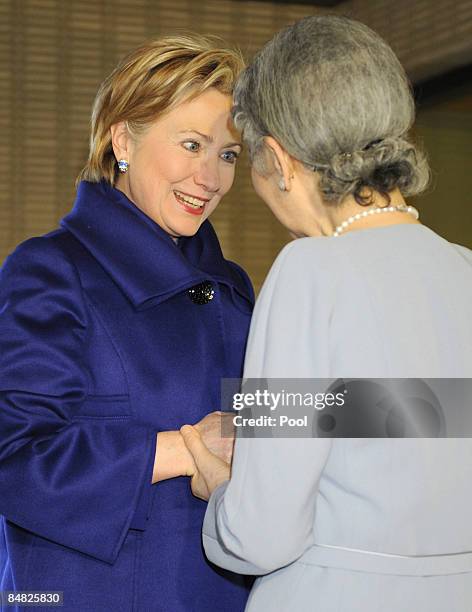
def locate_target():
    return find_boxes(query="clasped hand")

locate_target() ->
[182,411,234,501]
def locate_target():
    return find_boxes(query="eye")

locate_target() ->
[221,150,240,164]
[182,140,200,152]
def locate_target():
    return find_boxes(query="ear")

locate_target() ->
[263,136,295,191]
[110,121,132,161]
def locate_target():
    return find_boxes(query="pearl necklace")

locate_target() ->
[333,204,419,237]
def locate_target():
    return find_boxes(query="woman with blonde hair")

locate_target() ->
[0,34,252,611]
[181,15,472,612]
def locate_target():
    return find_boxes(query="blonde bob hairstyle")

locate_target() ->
[77,33,244,186]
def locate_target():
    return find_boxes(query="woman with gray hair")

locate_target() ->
[181,15,472,612]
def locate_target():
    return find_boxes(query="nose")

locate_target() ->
[194,156,220,194]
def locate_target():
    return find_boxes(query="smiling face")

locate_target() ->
[111,88,241,238]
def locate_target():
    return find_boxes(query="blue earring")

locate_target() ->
[118,159,129,173]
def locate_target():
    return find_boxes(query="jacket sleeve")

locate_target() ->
[0,237,155,564]
[202,239,334,574]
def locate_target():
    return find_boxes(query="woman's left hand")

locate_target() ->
[180,425,230,501]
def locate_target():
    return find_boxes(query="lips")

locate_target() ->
[173,190,209,216]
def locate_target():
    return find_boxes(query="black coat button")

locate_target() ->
[187,281,215,305]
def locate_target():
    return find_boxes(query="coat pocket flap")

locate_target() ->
[72,395,131,419]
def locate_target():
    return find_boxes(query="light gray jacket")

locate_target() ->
[202,224,472,612]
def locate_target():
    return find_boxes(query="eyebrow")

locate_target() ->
[178,129,242,149]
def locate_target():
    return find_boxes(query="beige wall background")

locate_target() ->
[1,0,471,291]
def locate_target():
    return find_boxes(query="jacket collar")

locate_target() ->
[61,180,252,308]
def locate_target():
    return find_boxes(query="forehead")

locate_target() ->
[152,88,239,142]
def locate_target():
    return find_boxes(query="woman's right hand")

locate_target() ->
[180,425,231,501]
[194,411,235,465]
[151,412,234,484]
[152,431,196,483]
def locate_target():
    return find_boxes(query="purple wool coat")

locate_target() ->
[0,180,254,611]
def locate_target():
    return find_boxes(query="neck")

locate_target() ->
[329,189,420,236]
[295,186,420,238]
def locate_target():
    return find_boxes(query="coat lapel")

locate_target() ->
[61,180,252,308]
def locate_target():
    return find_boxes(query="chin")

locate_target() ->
[167,219,205,239]
[161,199,215,238]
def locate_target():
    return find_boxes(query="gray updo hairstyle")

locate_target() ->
[233,15,431,205]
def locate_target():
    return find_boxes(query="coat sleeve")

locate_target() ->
[202,239,334,575]
[0,237,155,564]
